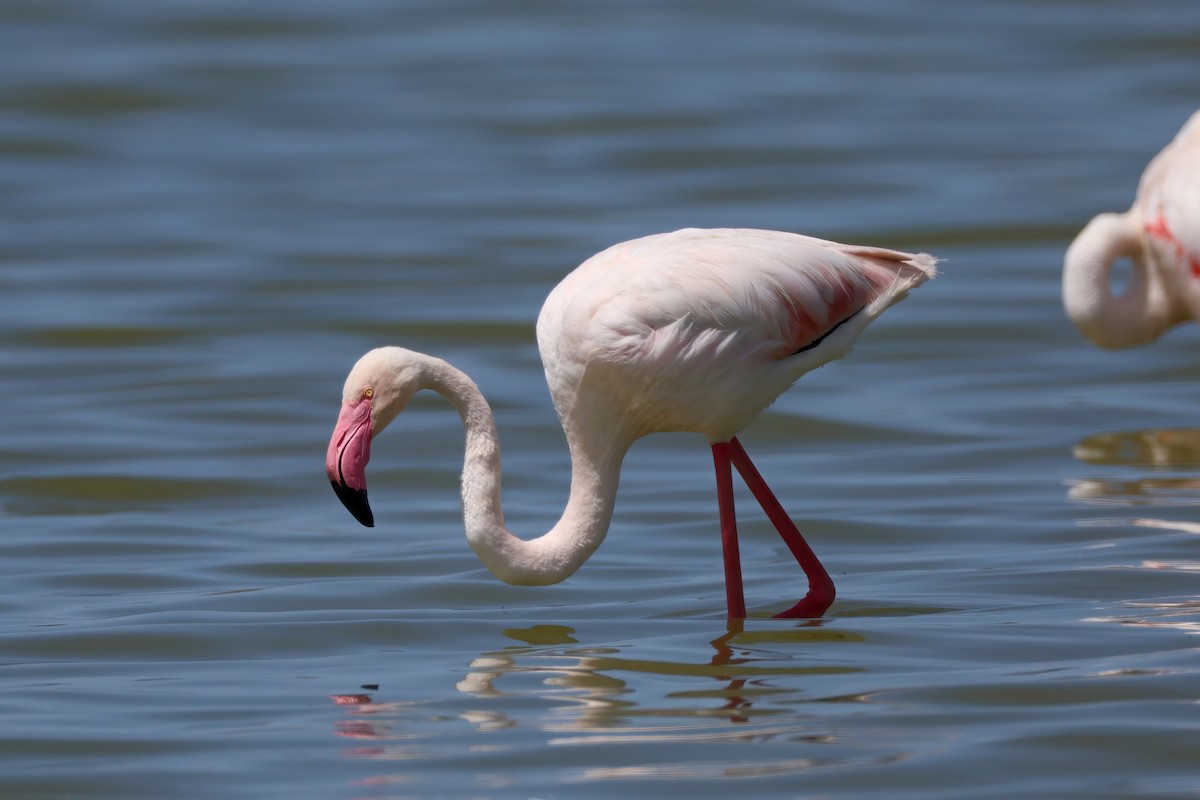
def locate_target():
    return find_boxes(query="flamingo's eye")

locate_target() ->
[363,387,375,399]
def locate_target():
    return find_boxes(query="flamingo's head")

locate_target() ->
[325,347,422,527]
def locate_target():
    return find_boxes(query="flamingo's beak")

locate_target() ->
[326,396,374,527]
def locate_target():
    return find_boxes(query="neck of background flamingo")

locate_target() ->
[1063,212,1173,349]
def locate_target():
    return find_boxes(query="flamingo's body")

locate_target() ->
[1064,110,1200,348]
[327,228,936,618]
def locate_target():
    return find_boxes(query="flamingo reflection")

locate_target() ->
[329,621,862,756]
[1069,426,1200,634]
[1069,427,1200,506]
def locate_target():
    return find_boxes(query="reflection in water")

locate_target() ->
[454,622,862,735]
[1073,428,1200,468]
[1129,517,1200,535]
[331,622,872,783]
[1070,430,1200,635]
[1069,427,1200,507]
[1067,476,1200,506]
[1086,598,1200,635]
[1070,429,1200,638]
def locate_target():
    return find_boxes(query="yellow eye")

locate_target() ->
[363,387,375,399]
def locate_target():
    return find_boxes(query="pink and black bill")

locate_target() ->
[326,395,375,527]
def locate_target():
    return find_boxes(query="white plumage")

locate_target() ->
[540,228,933,441]
[1064,110,1200,348]
[327,228,936,618]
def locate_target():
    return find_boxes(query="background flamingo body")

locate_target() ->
[327,228,936,618]
[1063,110,1200,348]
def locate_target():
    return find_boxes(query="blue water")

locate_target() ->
[2,1,1199,798]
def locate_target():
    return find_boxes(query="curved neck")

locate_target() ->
[423,358,629,586]
[1063,212,1176,349]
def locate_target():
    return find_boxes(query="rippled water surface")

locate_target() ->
[3,2,1200,798]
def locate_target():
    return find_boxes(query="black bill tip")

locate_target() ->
[330,480,374,527]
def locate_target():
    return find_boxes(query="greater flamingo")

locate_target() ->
[326,228,936,618]
[1064,110,1200,348]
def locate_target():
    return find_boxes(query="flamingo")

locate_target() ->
[1064,110,1200,348]
[326,228,936,618]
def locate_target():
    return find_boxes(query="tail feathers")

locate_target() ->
[889,252,938,301]
[841,246,938,313]
[844,245,939,281]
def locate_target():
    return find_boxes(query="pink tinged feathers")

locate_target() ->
[781,272,882,356]
[1145,213,1173,243]
[781,283,854,355]
[1145,214,1200,279]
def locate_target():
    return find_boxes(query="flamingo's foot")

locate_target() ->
[771,586,835,619]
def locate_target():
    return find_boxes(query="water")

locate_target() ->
[2,1,1199,797]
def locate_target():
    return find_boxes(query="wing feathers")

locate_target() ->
[543,227,936,371]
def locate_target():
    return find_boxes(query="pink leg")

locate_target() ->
[711,442,747,619]
[728,437,835,619]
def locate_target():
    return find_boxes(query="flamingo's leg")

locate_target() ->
[711,442,747,619]
[728,437,835,619]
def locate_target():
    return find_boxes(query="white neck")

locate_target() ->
[1063,212,1176,349]
[422,357,630,586]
